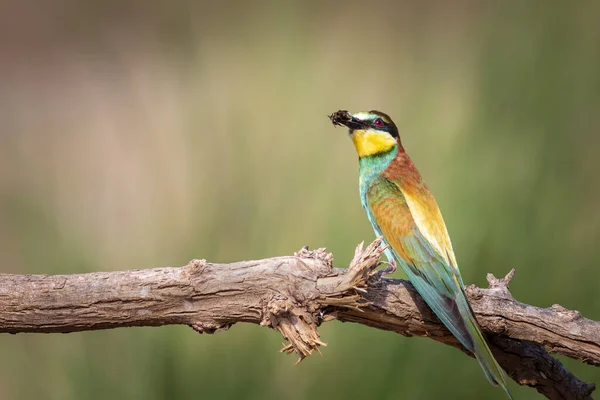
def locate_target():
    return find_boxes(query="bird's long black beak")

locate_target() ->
[328,110,365,130]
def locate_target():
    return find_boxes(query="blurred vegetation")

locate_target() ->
[0,1,599,399]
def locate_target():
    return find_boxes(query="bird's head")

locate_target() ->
[329,110,400,158]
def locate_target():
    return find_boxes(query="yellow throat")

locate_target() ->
[351,129,397,157]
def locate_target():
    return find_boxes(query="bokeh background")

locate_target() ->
[1,1,599,399]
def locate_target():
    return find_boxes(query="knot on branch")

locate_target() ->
[184,259,208,276]
[294,246,333,268]
[190,321,231,334]
[551,304,583,322]
[486,268,515,289]
[471,269,517,301]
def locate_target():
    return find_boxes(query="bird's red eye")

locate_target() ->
[374,118,384,127]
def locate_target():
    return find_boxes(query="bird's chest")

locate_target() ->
[358,157,392,208]
[358,174,384,221]
[358,176,397,263]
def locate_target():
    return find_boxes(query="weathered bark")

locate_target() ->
[0,239,597,399]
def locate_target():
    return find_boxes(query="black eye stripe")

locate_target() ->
[366,110,399,138]
[367,117,398,138]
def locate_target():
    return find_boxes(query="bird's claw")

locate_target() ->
[376,259,397,279]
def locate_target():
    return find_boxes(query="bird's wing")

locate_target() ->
[365,176,473,347]
[402,181,458,272]
[366,176,458,275]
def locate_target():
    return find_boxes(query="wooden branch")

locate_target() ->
[0,239,597,399]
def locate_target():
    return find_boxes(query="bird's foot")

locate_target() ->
[376,259,397,279]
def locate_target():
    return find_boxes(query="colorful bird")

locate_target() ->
[329,109,511,398]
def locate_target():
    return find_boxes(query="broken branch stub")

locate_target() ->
[267,238,386,362]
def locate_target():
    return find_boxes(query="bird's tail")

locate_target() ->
[402,260,512,398]
[454,290,513,399]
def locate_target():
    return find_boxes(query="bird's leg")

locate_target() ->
[377,259,397,279]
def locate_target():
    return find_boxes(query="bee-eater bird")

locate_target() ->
[329,110,511,398]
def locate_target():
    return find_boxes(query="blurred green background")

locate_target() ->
[0,1,599,399]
